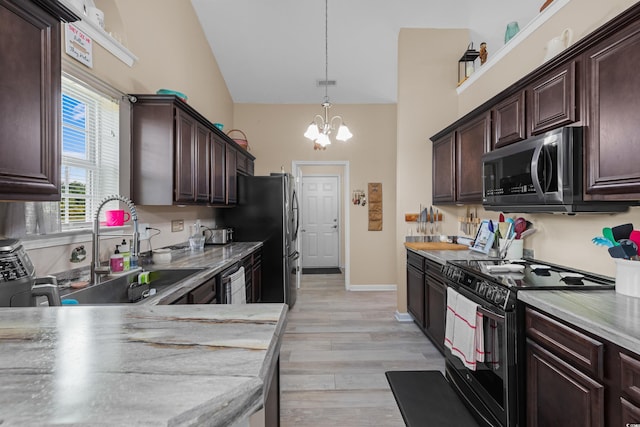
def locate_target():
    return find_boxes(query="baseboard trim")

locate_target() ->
[395,311,414,323]
[347,284,396,291]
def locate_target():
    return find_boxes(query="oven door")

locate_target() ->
[445,291,518,426]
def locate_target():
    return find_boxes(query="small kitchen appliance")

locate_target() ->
[441,258,614,426]
[0,238,61,307]
[204,228,233,245]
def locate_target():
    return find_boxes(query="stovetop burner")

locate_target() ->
[447,258,615,290]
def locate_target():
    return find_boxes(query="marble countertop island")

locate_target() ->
[0,303,287,426]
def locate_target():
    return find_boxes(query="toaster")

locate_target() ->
[205,228,233,245]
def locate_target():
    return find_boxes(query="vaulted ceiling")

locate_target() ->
[190,0,542,104]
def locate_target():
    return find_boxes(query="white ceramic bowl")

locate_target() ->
[152,248,171,264]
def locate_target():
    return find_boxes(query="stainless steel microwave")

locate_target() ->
[481,127,629,214]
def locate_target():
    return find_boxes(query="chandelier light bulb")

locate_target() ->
[335,124,353,141]
[317,133,331,147]
[304,123,320,141]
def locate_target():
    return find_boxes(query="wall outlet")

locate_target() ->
[138,223,150,240]
[523,248,534,259]
[171,219,184,232]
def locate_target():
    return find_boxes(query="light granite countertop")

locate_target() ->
[0,303,287,426]
[406,247,494,265]
[518,290,640,352]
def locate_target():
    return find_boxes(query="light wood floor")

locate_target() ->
[280,272,445,426]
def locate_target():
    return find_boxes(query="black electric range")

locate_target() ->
[442,258,615,311]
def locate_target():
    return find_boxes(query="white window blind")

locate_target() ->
[60,75,120,229]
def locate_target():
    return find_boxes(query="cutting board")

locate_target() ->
[404,242,468,251]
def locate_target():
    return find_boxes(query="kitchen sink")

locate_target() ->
[61,268,204,305]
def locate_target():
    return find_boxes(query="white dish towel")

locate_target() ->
[227,267,246,304]
[444,287,484,370]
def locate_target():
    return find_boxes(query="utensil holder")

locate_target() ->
[615,259,640,298]
[499,238,524,260]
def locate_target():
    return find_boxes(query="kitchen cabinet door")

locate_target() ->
[493,91,526,148]
[425,267,446,355]
[187,278,217,304]
[528,61,577,136]
[174,109,196,203]
[407,264,425,328]
[226,145,238,205]
[456,112,490,203]
[0,0,69,201]
[210,136,226,204]
[584,20,640,200]
[252,253,262,303]
[194,123,210,202]
[432,132,455,204]
[527,340,604,427]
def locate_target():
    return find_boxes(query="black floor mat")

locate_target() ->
[302,267,342,275]
[385,371,480,427]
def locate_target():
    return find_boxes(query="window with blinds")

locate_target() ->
[60,75,120,229]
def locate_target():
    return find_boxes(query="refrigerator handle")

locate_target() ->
[292,189,300,242]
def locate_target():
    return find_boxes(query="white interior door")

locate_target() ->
[301,176,339,268]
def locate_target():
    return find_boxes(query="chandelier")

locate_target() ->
[303,0,353,150]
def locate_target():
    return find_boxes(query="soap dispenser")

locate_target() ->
[120,239,130,271]
[110,245,124,273]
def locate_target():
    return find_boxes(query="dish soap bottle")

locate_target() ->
[110,245,124,273]
[120,239,130,271]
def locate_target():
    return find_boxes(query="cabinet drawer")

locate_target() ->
[525,307,603,379]
[188,278,217,304]
[621,352,640,405]
[407,251,424,271]
[622,397,640,425]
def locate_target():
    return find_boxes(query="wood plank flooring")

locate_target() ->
[280,273,445,426]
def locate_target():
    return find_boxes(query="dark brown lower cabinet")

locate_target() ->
[525,306,640,426]
[170,277,217,304]
[264,356,280,427]
[406,263,425,327]
[424,262,446,355]
[406,251,446,355]
[526,340,604,427]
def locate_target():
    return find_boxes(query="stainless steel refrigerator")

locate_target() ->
[221,173,299,307]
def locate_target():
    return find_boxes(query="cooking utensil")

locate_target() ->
[592,236,614,248]
[602,227,619,246]
[629,230,640,254]
[429,206,434,234]
[435,209,439,234]
[608,243,637,259]
[611,223,633,242]
[499,213,505,223]
[519,228,537,239]
[514,217,527,239]
[505,218,515,238]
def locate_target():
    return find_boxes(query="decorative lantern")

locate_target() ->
[458,43,480,86]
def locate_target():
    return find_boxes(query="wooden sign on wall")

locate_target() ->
[368,183,382,231]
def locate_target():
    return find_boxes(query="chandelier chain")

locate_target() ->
[324,0,329,103]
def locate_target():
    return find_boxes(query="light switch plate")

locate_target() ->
[171,219,184,232]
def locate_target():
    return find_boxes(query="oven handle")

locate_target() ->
[477,305,505,322]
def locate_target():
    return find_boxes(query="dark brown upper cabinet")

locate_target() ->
[493,92,526,148]
[456,112,490,202]
[0,0,77,201]
[528,61,577,136]
[226,145,238,205]
[210,135,226,204]
[583,18,640,200]
[130,95,253,206]
[432,132,455,204]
